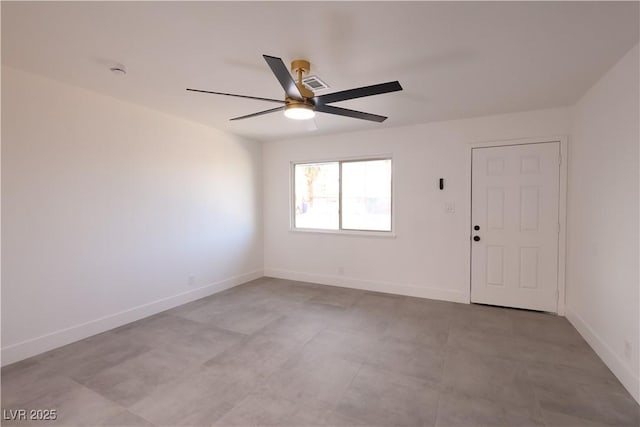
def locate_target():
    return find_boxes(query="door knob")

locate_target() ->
[473,236,481,242]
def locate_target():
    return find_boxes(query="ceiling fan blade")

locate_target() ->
[313,81,403,105]
[186,88,285,104]
[315,104,387,122]
[229,106,285,121]
[263,55,303,101]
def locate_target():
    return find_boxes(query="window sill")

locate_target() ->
[288,228,397,238]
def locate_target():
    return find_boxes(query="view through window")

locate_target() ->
[293,159,392,232]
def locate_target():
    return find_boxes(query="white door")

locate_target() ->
[471,142,560,312]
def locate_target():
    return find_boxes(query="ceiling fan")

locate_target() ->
[186,55,402,122]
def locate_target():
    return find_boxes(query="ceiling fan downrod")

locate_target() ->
[284,59,315,119]
[290,59,314,99]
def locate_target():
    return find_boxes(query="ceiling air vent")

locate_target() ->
[302,75,329,92]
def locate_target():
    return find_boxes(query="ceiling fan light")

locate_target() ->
[284,104,315,120]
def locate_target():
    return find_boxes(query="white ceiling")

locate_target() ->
[2,1,638,142]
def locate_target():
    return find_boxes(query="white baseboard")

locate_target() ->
[1,270,263,367]
[264,268,468,304]
[566,308,640,403]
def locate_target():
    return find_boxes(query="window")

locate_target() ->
[293,158,392,232]
[294,162,339,230]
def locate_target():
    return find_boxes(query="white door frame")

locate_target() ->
[467,136,568,315]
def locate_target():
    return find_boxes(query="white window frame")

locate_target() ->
[290,155,395,237]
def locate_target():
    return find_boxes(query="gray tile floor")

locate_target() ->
[2,277,639,426]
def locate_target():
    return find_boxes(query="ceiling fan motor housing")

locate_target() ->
[283,99,315,120]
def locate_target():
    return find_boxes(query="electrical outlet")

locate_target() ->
[624,340,632,361]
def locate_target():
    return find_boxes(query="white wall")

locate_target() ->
[1,67,264,365]
[566,45,639,402]
[263,108,569,303]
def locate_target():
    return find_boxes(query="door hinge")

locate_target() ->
[556,289,559,302]
[559,154,562,165]
[557,222,561,234]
